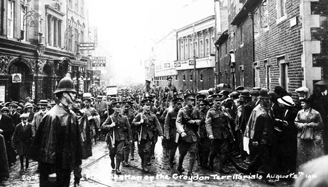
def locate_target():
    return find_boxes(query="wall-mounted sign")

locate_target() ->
[12,73,22,83]
[174,62,181,67]
[189,59,196,66]
[164,63,170,68]
[91,56,106,67]
[79,43,95,51]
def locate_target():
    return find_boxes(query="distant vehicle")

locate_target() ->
[106,86,118,97]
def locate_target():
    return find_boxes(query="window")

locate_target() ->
[185,38,188,59]
[200,40,203,57]
[194,41,198,57]
[76,0,79,12]
[80,30,84,43]
[75,30,79,53]
[189,38,193,58]
[7,0,14,38]
[21,5,26,41]
[254,63,260,87]
[181,40,184,60]
[279,57,288,90]
[48,16,52,46]
[69,0,73,9]
[277,0,286,20]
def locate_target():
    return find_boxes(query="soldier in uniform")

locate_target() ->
[132,99,163,173]
[164,76,177,103]
[143,79,155,98]
[81,97,100,144]
[102,101,132,174]
[164,97,183,169]
[195,99,210,170]
[205,97,231,174]
[122,101,135,166]
[176,94,200,176]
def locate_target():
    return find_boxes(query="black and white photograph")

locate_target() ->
[0,0,328,186]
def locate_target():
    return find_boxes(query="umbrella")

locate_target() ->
[216,83,231,89]
[198,90,209,95]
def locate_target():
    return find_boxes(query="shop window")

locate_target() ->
[278,57,288,90]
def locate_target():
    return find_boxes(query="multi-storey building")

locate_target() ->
[153,30,178,88]
[216,0,328,94]
[0,0,94,102]
[175,15,216,92]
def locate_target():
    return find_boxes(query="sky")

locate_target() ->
[87,0,215,85]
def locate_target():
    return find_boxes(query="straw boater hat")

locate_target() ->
[277,95,295,107]
[20,113,29,119]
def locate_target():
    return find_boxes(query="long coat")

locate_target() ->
[12,122,33,156]
[27,104,82,170]
[0,134,9,178]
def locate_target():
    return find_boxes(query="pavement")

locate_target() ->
[0,138,295,187]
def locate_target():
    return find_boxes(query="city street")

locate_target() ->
[1,139,293,187]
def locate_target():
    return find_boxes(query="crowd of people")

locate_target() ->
[1,74,328,186]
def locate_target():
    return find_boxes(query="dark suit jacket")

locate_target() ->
[0,115,14,142]
[10,112,21,126]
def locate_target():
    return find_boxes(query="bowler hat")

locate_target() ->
[236,86,244,91]
[184,93,195,100]
[219,90,230,96]
[229,91,239,98]
[250,90,260,96]
[259,88,269,99]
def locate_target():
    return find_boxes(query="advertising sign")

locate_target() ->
[174,61,181,67]
[91,56,106,67]
[79,43,95,50]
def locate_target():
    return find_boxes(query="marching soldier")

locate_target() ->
[132,99,163,173]
[143,79,155,98]
[102,101,132,174]
[81,96,100,144]
[164,97,183,169]
[164,76,177,103]
[195,99,210,170]
[176,94,200,176]
[121,101,135,167]
[205,97,231,174]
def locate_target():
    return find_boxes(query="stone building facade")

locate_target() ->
[0,0,94,102]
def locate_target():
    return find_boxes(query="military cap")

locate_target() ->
[295,87,309,93]
[196,94,206,101]
[250,89,260,96]
[1,107,9,112]
[199,99,209,105]
[172,98,183,103]
[167,76,173,80]
[229,91,239,98]
[315,80,327,87]
[240,90,251,98]
[236,86,244,91]
[184,93,195,100]
[219,90,230,96]
[252,87,261,91]
[19,113,29,119]
[259,88,269,99]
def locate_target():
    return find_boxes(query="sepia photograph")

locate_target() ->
[0,0,328,186]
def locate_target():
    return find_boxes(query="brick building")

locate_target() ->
[216,0,328,93]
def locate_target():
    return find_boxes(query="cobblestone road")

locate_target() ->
[1,139,295,187]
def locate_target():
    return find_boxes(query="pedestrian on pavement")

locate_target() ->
[27,74,82,187]
[0,106,15,167]
[132,99,163,173]
[164,97,183,169]
[12,113,33,172]
[294,97,324,168]
[102,101,132,174]
[175,93,200,176]
[205,97,231,174]
[31,100,48,137]
[82,96,100,144]
[244,88,275,185]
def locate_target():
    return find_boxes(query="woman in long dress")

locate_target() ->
[294,97,324,168]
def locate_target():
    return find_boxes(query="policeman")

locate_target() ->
[164,97,183,169]
[132,99,163,173]
[205,97,231,174]
[176,93,200,176]
[27,74,82,187]
[102,101,132,174]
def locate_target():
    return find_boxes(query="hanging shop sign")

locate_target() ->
[12,73,22,83]
[91,56,106,67]
[79,43,95,51]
